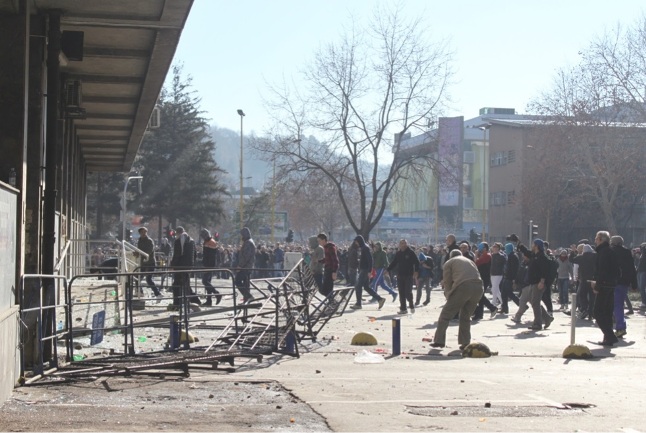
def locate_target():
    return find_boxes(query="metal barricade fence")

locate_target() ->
[18,260,350,383]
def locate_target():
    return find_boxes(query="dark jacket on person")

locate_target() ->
[171,234,195,268]
[137,235,156,267]
[504,252,519,281]
[594,241,620,288]
[490,251,506,276]
[256,249,270,269]
[571,246,596,282]
[518,244,550,285]
[516,259,529,286]
[202,236,217,267]
[354,235,373,272]
[612,244,638,289]
[387,246,420,276]
[444,241,460,263]
[347,243,360,270]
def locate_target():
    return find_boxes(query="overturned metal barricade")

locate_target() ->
[19,259,349,383]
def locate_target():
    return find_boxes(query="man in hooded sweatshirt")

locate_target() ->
[199,228,222,306]
[350,235,386,310]
[371,242,398,302]
[236,227,256,302]
[308,235,325,290]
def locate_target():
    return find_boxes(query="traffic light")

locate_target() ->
[125,228,132,243]
[286,229,294,243]
[528,220,539,240]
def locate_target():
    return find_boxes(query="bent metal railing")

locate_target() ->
[19,259,348,383]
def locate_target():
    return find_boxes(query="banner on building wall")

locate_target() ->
[437,117,464,207]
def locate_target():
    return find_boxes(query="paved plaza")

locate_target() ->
[1,287,644,432]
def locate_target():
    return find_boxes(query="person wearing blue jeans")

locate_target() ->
[350,235,385,310]
[371,242,397,302]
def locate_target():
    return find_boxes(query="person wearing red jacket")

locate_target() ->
[472,242,498,320]
[317,233,338,297]
[200,228,222,306]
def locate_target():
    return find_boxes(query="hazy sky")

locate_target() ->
[173,0,646,134]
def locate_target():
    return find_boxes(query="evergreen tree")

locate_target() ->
[86,171,125,238]
[133,65,228,230]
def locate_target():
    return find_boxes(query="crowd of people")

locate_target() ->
[129,225,645,349]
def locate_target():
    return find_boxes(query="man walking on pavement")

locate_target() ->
[136,227,161,298]
[235,227,256,303]
[500,242,520,314]
[170,227,200,307]
[346,241,359,287]
[609,235,636,340]
[592,231,620,346]
[387,239,421,315]
[273,243,285,278]
[199,228,222,306]
[350,235,386,310]
[432,249,483,349]
[519,239,554,330]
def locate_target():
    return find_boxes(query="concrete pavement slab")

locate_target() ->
[235,290,646,431]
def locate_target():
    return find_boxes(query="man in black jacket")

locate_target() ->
[610,236,637,339]
[444,234,460,263]
[387,239,420,315]
[350,235,385,310]
[170,227,200,307]
[519,239,553,330]
[592,231,620,346]
[136,227,161,297]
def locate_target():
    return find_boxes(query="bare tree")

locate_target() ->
[254,6,454,239]
[529,58,646,235]
[276,170,360,241]
[586,17,646,120]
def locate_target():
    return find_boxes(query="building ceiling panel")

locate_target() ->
[0,0,193,172]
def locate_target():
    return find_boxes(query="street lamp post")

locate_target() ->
[478,125,490,242]
[237,109,245,230]
[271,158,276,243]
[122,174,143,243]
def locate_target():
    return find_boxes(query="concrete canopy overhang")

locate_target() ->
[1,0,193,172]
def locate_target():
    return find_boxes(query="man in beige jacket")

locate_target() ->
[431,249,484,349]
